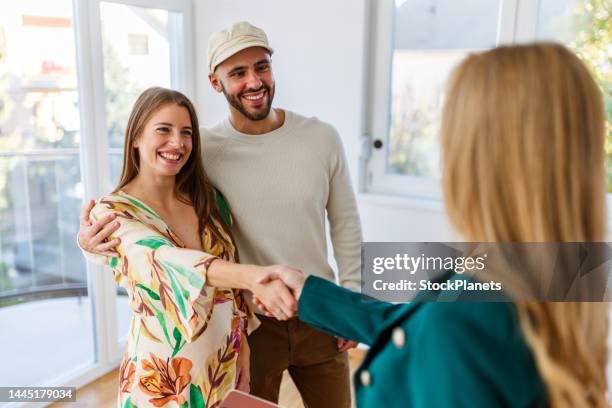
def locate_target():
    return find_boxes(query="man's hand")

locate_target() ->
[256,266,306,300]
[250,278,297,321]
[235,332,250,393]
[253,267,306,318]
[252,297,274,317]
[337,337,358,352]
[78,199,121,257]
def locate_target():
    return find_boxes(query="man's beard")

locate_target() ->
[222,83,275,121]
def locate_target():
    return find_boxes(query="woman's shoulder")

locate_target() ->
[94,191,133,214]
[96,191,129,206]
[93,191,161,223]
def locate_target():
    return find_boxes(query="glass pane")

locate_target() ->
[388,0,500,177]
[537,0,611,191]
[100,2,172,149]
[0,4,80,152]
[0,0,93,386]
[99,2,175,340]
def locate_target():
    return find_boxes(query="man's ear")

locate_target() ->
[208,72,223,93]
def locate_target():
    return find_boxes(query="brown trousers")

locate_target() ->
[248,314,351,408]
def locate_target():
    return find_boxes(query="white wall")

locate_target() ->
[192,0,454,242]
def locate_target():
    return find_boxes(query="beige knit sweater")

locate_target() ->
[202,110,362,292]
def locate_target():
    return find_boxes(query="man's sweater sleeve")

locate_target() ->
[326,128,362,292]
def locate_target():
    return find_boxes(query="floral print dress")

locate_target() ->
[90,191,259,408]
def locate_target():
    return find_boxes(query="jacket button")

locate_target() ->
[392,327,405,348]
[360,370,372,387]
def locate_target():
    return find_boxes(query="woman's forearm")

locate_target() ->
[208,262,297,320]
[206,259,260,290]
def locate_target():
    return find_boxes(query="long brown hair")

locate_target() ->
[441,43,608,406]
[115,87,233,248]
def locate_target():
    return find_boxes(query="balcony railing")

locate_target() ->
[0,148,124,307]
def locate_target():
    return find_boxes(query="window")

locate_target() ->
[0,0,193,389]
[0,0,93,387]
[98,0,183,342]
[388,0,500,179]
[365,0,611,196]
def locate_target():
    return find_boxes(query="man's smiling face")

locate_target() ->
[211,46,275,121]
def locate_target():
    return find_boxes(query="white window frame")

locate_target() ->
[78,0,195,382]
[362,0,540,199]
[8,1,195,402]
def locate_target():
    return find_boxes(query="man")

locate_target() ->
[78,21,362,407]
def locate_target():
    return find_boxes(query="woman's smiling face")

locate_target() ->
[134,103,193,177]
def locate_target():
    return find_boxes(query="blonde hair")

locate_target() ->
[441,43,608,406]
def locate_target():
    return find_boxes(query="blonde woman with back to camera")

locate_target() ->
[256,43,609,407]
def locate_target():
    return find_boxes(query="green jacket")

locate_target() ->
[297,275,547,407]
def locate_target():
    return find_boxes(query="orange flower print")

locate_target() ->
[138,353,193,407]
[119,354,136,393]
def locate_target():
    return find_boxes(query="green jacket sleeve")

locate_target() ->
[297,275,403,345]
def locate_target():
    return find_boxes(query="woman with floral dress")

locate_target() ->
[84,87,298,408]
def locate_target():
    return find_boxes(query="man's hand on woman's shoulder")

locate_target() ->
[78,199,121,257]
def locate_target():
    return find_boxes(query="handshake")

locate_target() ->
[248,265,306,321]
[247,265,357,352]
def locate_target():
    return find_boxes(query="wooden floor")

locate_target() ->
[50,349,366,408]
